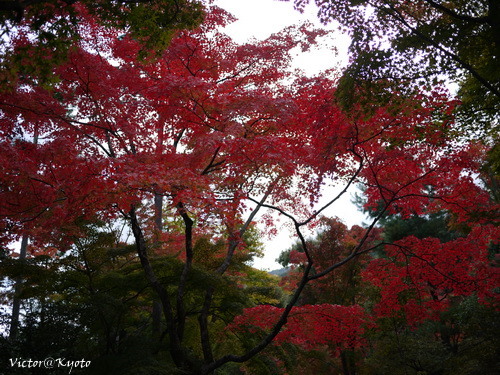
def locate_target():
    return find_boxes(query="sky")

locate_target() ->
[214,0,323,42]
[214,0,348,76]
[212,0,369,270]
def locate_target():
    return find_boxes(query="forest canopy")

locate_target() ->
[0,1,498,374]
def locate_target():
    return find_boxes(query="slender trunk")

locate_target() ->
[152,300,162,340]
[154,193,163,234]
[152,192,163,340]
[340,350,356,375]
[176,203,193,343]
[129,207,190,370]
[198,190,273,368]
[81,247,114,354]
[199,288,215,365]
[9,235,28,341]
[9,129,37,341]
[341,351,349,375]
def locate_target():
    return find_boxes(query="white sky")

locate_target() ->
[212,0,368,270]
[213,0,349,76]
[214,0,320,41]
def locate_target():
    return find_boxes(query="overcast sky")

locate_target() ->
[213,0,348,76]
[212,0,368,270]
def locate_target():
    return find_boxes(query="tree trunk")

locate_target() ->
[152,192,163,340]
[129,207,192,370]
[9,235,28,341]
[340,350,356,375]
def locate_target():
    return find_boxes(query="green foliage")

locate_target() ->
[99,0,203,60]
[0,223,159,369]
[361,297,500,375]
[0,0,204,89]
[380,212,463,243]
[239,268,284,307]
[296,0,499,140]
[0,219,285,374]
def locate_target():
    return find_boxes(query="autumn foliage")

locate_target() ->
[0,4,498,374]
[230,304,370,353]
[364,225,499,325]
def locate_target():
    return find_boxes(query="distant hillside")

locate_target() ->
[269,267,289,277]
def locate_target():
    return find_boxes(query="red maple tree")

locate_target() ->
[1,5,497,374]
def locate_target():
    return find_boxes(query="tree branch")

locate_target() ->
[380,2,500,100]
[420,0,489,23]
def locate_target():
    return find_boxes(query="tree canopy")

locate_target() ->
[0,0,205,88]
[0,2,498,375]
[290,0,499,138]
